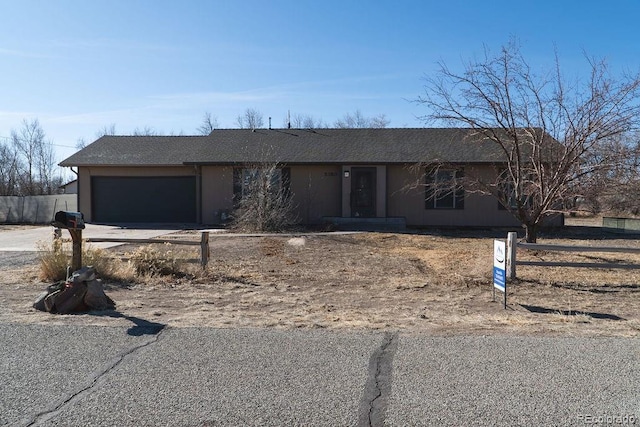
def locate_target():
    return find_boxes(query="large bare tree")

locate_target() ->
[10,119,60,195]
[417,42,640,242]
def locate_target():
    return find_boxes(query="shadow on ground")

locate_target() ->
[520,304,625,321]
[90,310,166,336]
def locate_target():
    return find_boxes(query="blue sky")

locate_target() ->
[1,0,640,164]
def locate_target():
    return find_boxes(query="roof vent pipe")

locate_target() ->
[269,117,272,130]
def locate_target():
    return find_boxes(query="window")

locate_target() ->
[497,183,532,210]
[425,169,465,209]
[498,182,518,210]
[497,171,533,210]
[233,167,290,206]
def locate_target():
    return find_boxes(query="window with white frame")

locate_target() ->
[425,168,465,210]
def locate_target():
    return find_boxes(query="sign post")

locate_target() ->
[493,239,507,309]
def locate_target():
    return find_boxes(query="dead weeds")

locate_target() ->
[0,223,639,336]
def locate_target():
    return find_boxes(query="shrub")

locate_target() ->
[38,238,69,281]
[38,239,125,282]
[127,244,182,277]
[231,164,299,232]
[38,239,194,282]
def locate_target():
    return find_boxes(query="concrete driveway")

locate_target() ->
[0,224,177,251]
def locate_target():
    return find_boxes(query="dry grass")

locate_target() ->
[37,240,201,283]
[38,239,132,282]
[2,218,639,336]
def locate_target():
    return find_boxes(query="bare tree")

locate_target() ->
[133,126,160,136]
[12,119,44,194]
[36,135,58,194]
[334,110,389,128]
[95,123,117,138]
[75,137,88,150]
[236,108,264,130]
[416,41,640,242]
[197,112,219,135]
[231,162,298,232]
[285,113,327,129]
[0,141,20,195]
[75,124,116,151]
[8,119,61,195]
[369,114,391,128]
[585,132,640,215]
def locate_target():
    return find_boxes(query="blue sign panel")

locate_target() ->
[493,266,506,292]
[493,240,506,293]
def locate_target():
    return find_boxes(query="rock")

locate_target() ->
[33,266,115,314]
[84,279,116,310]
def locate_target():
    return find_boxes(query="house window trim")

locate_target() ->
[233,166,291,207]
[497,174,532,211]
[425,168,465,210]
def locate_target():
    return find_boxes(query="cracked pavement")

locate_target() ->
[1,324,638,426]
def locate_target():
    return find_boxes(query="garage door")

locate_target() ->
[92,176,197,223]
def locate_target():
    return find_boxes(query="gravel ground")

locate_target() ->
[0,251,40,268]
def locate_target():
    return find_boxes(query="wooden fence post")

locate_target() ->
[506,231,518,280]
[68,228,83,272]
[200,231,210,268]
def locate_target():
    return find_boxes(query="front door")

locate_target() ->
[351,167,376,217]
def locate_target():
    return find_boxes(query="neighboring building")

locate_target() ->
[59,128,561,228]
[59,179,78,194]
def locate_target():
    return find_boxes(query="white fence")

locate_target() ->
[603,216,640,234]
[0,195,77,224]
[506,232,640,279]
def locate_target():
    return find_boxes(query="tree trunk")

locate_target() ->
[524,223,538,243]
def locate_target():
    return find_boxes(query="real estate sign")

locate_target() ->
[493,240,506,293]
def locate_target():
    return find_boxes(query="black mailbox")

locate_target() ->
[52,211,85,230]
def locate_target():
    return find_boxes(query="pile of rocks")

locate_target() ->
[33,266,115,314]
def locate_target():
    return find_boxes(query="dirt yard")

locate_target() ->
[1,218,639,336]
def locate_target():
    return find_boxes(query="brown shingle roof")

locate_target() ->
[59,128,510,167]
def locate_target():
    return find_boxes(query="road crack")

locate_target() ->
[358,331,399,427]
[25,326,167,427]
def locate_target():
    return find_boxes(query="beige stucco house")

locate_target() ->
[60,128,560,228]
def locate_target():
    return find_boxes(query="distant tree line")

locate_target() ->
[196,108,390,134]
[0,119,64,196]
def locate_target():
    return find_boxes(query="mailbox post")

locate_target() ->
[51,211,85,272]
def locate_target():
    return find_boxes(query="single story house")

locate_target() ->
[59,128,561,228]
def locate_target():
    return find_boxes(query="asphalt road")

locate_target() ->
[1,323,638,427]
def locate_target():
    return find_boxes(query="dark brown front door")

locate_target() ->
[351,167,376,218]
